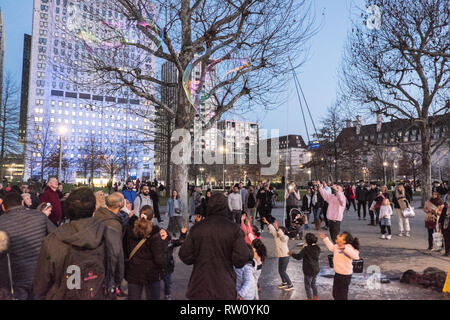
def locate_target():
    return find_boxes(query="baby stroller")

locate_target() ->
[287,208,308,240]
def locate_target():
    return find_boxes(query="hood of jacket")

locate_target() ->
[94,206,121,223]
[55,217,106,249]
[206,193,231,218]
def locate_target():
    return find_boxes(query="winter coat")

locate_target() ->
[311,191,324,209]
[166,197,184,217]
[244,192,257,210]
[122,189,137,209]
[374,193,389,212]
[32,217,121,299]
[178,194,252,300]
[123,223,165,284]
[355,186,368,202]
[0,206,55,287]
[39,187,62,225]
[395,189,408,210]
[301,194,312,212]
[268,224,289,258]
[93,207,125,287]
[366,188,379,206]
[133,194,153,214]
[235,259,259,300]
[291,244,321,276]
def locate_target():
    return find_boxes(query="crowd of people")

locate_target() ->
[0,175,448,301]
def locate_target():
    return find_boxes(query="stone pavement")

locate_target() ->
[155,197,450,300]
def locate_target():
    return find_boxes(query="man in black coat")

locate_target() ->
[366,183,379,225]
[0,192,55,300]
[32,187,123,300]
[355,181,368,220]
[179,193,253,300]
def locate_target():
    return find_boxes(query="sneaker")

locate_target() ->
[277,283,288,289]
[283,284,294,291]
[405,232,410,237]
[386,235,392,240]
[398,233,403,237]
[297,242,304,246]
[165,295,172,300]
[380,234,386,239]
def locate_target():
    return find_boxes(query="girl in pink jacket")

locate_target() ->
[320,231,360,300]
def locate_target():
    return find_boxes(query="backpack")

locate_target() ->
[62,243,107,300]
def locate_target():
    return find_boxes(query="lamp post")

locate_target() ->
[199,167,204,188]
[393,163,398,183]
[383,161,388,186]
[57,125,68,182]
[219,146,227,190]
[307,169,311,181]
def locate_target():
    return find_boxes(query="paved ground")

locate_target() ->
[153,197,450,300]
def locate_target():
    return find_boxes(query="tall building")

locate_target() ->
[19,34,32,144]
[155,61,177,186]
[217,120,259,163]
[0,7,5,107]
[24,0,154,184]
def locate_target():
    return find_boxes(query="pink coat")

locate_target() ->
[319,186,346,222]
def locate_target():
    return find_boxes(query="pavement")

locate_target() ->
[153,197,450,300]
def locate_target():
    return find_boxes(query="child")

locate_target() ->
[160,227,187,300]
[289,233,321,300]
[235,239,267,300]
[320,231,360,300]
[263,217,294,291]
[379,198,393,240]
[241,213,261,245]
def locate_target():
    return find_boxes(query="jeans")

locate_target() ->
[397,209,410,233]
[278,257,292,286]
[357,201,367,218]
[332,273,352,300]
[303,211,310,230]
[304,274,318,299]
[313,207,322,222]
[128,281,161,300]
[163,273,172,296]
[346,198,356,211]
[328,220,341,243]
[13,285,32,300]
[246,207,257,225]
[232,210,242,224]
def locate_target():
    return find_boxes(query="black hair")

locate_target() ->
[305,233,318,246]
[341,231,360,250]
[11,185,22,194]
[2,192,22,210]
[251,238,267,262]
[65,187,96,220]
[246,243,255,262]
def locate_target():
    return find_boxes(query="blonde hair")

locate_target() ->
[382,198,390,206]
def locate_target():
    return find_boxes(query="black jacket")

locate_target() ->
[123,223,165,284]
[311,191,324,209]
[0,206,55,287]
[179,194,252,300]
[366,188,379,205]
[32,217,121,299]
[163,232,187,275]
[291,244,321,276]
[301,194,312,212]
[93,207,125,288]
[355,186,368,202]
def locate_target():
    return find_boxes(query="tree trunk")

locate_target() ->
[420,123,432,206]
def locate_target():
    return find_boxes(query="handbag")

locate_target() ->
[432,232,443,250]
[402,200,415,218]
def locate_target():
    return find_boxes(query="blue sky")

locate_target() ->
[1,0,364,141]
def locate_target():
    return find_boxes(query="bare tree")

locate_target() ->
[0,73,21,179]
[77,134,105,185]
[64,0,317,222]
[340,0,449,203]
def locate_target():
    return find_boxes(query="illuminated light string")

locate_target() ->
[182,52,251,113]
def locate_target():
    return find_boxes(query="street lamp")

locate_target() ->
[383,161,388,185]
[57,125,68,182]
[199,167,205,187]
[307,169,311,181]
[219,146,227,190]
